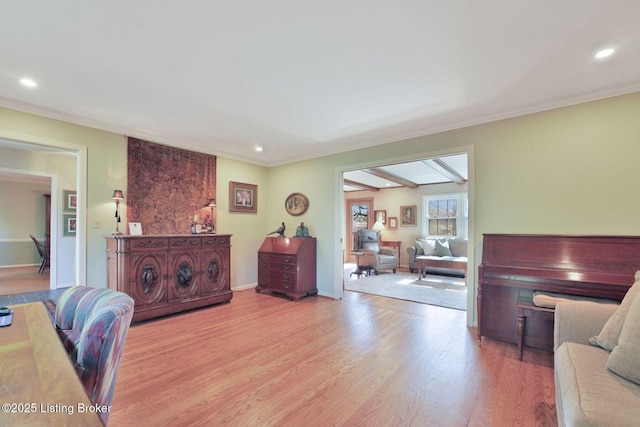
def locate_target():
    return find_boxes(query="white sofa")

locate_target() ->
[554,274,640,427]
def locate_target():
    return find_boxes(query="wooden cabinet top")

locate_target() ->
[106,234,232,252]
[259,237,316,254]
[106,234,232,239]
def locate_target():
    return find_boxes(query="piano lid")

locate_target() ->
[481,234,640,286]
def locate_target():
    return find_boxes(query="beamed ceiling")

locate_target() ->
[343,153,467,192]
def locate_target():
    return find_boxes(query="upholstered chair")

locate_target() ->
[55,286,134,424]
[356,229,399,274]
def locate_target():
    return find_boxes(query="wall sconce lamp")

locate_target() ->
[206,198,216,232]
[112,190,124,235]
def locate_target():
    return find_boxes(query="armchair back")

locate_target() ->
[357,229,381,253]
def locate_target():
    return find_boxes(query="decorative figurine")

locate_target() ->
[267,222,286,237]
[295,222,310,237]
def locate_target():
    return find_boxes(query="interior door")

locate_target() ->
[346,197,373,260]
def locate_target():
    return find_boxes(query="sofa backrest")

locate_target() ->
[416,237,468,257]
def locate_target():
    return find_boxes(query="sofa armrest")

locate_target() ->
[553,300,618,351]
[407,246,417,261]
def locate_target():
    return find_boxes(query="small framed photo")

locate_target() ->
[229,181,257,214]
[63,190,77,211]
[388,217,398,230]
[129,222,142,236]
[63,214,76,237]
[400,205,417,227]
[374,210,387,225]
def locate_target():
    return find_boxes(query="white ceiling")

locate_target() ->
[343,153,467,192]
[1,1,639,167]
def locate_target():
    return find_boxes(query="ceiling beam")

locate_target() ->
[343,179,380,192]
[364,168,419,188]
[423,159,467,184]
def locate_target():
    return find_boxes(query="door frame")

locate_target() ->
[334,144,476,326]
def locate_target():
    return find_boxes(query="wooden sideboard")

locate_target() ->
[106,234,232,321]
[256,237,317,300]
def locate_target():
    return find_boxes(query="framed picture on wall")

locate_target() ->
[63,190,77,211]
[229,181,258,213]
[285,192,309,216]
[400,205,417,227]
[388,217,398,230]
[63,214,76,237]
[374,210,386,225]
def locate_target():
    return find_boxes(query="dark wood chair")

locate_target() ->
[30,234,50,275]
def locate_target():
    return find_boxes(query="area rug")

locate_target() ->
[344,270,467,310]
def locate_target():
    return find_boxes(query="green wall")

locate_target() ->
[268,92,640,320]
[2,91,639,320]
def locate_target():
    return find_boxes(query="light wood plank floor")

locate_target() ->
[111,290,556,426]
[0,266,49,295]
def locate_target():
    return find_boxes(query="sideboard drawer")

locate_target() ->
[130,238,168,251]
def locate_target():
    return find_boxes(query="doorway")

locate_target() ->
[336,146,476,324]
[0,136,86,290]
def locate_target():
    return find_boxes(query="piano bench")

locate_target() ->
[516,293,555,361]
[516,291,610,360]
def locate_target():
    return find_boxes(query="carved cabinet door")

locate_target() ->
[201,247,230,296]
[129,252,167,309]
[169,249,201,302]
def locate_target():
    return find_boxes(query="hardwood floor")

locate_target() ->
[0,266,49,295]
[111,289,556,426]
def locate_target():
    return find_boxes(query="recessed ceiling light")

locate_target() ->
[20,78,38,87]
[255,146,263,152]
[595,48,615,59]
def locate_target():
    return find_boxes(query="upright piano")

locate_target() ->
[478,234,640,351]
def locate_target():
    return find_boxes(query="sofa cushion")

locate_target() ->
[434,239,453,256]
[607,292,640,386]
[448,238,468,257]
[555,342,640,427]
[420,239,436,255]
[591,279,640,351]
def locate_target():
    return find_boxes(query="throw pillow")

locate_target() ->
[434,239,453,257]
[606,292,640,385]
[590,279,640,351]
[414,240,424,256]
[421,239,436,255]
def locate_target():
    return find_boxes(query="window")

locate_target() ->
[423,193,468,238]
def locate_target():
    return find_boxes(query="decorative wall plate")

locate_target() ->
[285,193,309,216]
